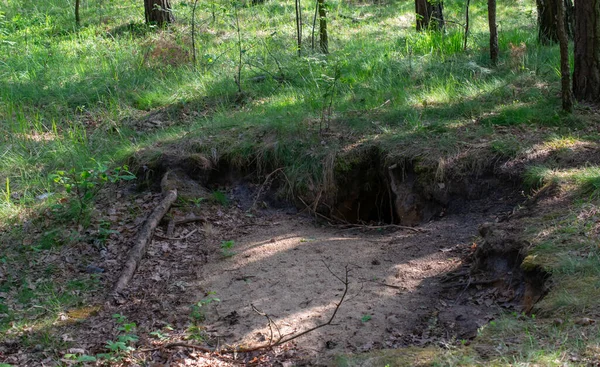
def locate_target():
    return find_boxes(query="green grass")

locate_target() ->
[1,0,600,365]
[0,0,559,212]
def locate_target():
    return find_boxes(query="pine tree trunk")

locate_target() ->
[537,0,574,44]
[463,0,470,50]
[488,0,498,65]
[318,0,328,54]
[573,0,600,102]
[556,0,573,111]
[75,0,81,27]
[295,0,302,56]
[415,0,444,31]
[144,0,174,26]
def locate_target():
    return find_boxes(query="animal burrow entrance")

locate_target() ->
[128,152,550,363]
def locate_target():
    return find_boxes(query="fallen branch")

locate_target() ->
[112,189,178,299]
[140,262,351,354]
[251,304,282,346]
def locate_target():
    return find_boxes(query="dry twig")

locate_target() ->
[251,167,284,211]
[298,197,334,224]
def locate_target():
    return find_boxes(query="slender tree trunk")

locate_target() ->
[312,0,318,50]
[191,0,198,67]
[235,7,243,94]
[415,0,444,31]
[573,0,600,102]
[463,0,470,50]
[537,0,574,44]
[557,0,573,111]
[488,0,498,65]
[295,0,302,56]
[75,0,81,27]
[144,0,174,26]
[318,0,328,54]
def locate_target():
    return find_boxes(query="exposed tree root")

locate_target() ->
[112,189,178,300]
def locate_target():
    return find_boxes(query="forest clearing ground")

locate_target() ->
[3,125,600,366]
[0,178,519,366]
[4,0,600,364]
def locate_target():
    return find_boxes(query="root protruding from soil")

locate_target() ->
[112,189,178,300]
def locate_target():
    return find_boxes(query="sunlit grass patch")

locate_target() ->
[523,165,600,197]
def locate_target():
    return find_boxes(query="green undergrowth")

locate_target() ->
[0,0,561,218]
[1,0,600,365]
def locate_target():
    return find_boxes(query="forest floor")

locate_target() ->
[1,174,521,366]
[2,116,600,366]
[3,0,600,365]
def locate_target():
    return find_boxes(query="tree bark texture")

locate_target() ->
[573,0,600,102]
[557,0,573,111]
[463,0,470,50]
[75,0,80,27]
[318,0,328,54]
[488,0,498,65]
[536,0,573,44]
[144,0,174,26]
[295,0,302,56]
[415,0,444,31]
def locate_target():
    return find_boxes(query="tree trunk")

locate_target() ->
[75,0,81,27]
[318,0,328,54]
[415,0,444,31]
[488,0,498,65]
[295,0,302,56]
[191,0,198,66]
[556,0,573,111]
[537,0,574,44]
[463,0,470,50]
[144,0,174,26]
[573,0,600,102]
